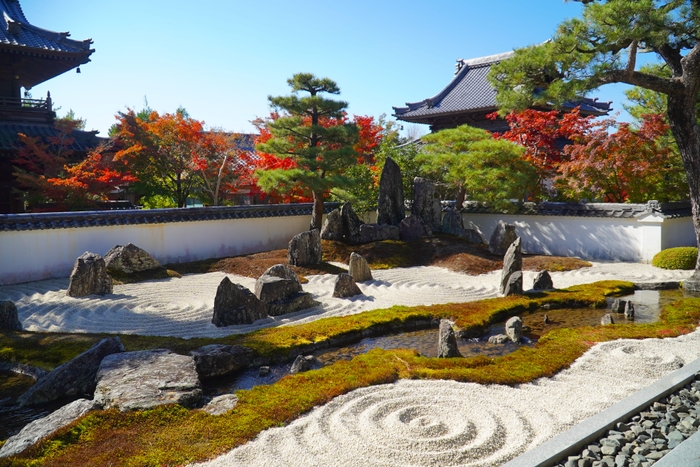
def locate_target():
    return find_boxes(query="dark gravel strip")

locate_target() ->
[553,374,700,467]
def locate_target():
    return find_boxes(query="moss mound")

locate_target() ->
[651,247,698,270]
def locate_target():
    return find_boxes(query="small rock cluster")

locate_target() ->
[488,316,524,344]
[553,375,700,467]
[213,264,318,326]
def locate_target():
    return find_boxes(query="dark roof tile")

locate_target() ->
[0,203,341,231]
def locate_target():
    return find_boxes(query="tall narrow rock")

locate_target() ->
[489,221,517,255]
[348,252,372,282]
[67,252,112,297]
[320,208,344,240]
[505,316,523,343]
[377,157,405,226]
[341,202,364,243]
[500,237,522,295]
[412,177,442,232]
[437,320,462,358]
[288,229,322,266]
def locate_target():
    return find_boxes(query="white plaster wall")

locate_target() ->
[463,213,646,261]
[0,215,312,285]
[661,217,697,250]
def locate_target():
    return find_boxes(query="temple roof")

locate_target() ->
[393,51,612,126]
[0,1,93,55]
[0,0,94,88]
[0,122,102,152]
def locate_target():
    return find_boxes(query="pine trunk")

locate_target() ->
[311,190,324,231]
[667,94,700,286]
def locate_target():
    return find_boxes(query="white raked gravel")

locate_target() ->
[0,261,696,466]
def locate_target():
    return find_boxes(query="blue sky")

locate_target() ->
[23,1,635,137]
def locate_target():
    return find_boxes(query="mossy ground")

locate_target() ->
[651,246,698,270]
[2,280,699,467]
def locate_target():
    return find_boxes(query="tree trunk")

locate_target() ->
[667,94,700,288]
[311,190,324,231]
[456,186,466,210]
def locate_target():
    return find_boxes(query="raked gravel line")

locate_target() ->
[0,262,693,339]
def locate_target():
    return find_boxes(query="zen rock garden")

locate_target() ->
[0,157,651,462]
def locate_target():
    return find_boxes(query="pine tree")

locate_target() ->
[256,73,359,230]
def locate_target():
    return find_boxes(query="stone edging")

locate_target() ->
[501,357,700,467]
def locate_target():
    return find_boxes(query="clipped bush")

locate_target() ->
[651,246,698,270]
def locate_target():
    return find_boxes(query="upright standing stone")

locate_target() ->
[341,202,364,243]
[212,277,267,327]
[489,221,517,255]
[500,238,522,295]
[503,271,523,296]
[320,208,344,241]
[601,313,615,325]
[67,252,112,297]
[412,177,442,232]
[288,229,322,266]
[348,252,372,282]
[624,301,635,319]
[505,316,523,343]
[532,270,554,291]
[0,301,21,331]
[437,319,462,358]
[377,157,405,226]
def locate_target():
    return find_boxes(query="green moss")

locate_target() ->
[2,280,696,467]
[651,247,698,270]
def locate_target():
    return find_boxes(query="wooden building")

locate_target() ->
[0,0,97,213]
[393,51,611,133]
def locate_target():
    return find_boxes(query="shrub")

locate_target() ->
[651,247,698,270]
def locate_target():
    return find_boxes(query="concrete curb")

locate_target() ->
[502,357,700,467]
[654,428,700,467]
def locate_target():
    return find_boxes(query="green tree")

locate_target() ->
[256,73,359,230]
[418,125,536,212]
[489,0,700,276]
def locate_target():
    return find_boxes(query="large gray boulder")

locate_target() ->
[412,177,442,232]
[18,337,124,407]
[500,238,523,295]
[489,221,518,255]
[341,202,364,243]
[189,344,254,379]
[104,243,162,274]
[437,319,462,358]
[255,264,318,316]
[348,252,372,282]
[505,316,523,343]
[398,215,432,241]
[358,223,400,243]
[288,229,322,266]
[333,273,362,298]
[320,208,344,241]
[212,277,267,326]
[0,398,98,458]
[377,157,405,226]
[0,301,21,331]
[94,349,202,411]
[67,252,112,297]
